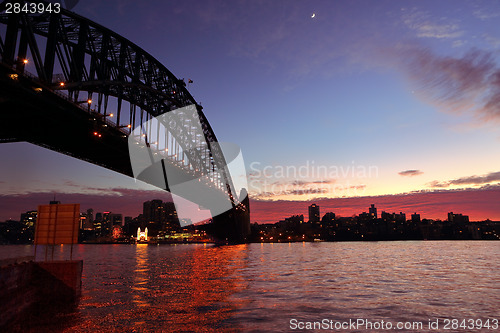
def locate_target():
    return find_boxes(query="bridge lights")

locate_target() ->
[109,113,114,117]
[23,59,28,64]
[9,73,18,80]
[127,124,131,128]
[59,82,65,87]
[87,99,92,104]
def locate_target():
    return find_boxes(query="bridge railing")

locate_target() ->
[18,69,130,136]
[7,65,225,191]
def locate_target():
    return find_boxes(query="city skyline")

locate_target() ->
[2,196,497,225]
[4,199,498,246]
[1,2,498,331]
[1,0,499,222]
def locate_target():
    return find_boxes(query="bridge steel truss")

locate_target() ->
[0,0,239,202]
[0,1,250,241]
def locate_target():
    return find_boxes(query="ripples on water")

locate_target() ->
[1,241,498,332]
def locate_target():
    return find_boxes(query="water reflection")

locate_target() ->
[0,242,498,332]
[132,244,150,309]
[72,244,250,332]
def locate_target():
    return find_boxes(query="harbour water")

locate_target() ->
[1,241,499,332]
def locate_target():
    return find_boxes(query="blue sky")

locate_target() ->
[1,0,500,221]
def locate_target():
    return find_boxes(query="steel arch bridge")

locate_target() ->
[0,0,250,243]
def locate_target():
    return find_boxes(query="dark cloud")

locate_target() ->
[311,179,336,184]
[348,185,366,190]
[286,188,329,196]
[430,171,500,188]
[400,47,500,122]
[0,188,172,221]
[290,180,310,186]
[252,186,329,199]
[291,179,336,186]
[399,170,424,177]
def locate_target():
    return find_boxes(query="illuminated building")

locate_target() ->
[102,212,112,236]
[143,199,180,232]
[86,208,94,224]
[82,210,94,230]
[110,213,123,226]
[308,204,320,223]
[20,210,37,228]
[369,204,377,219]
[448,212,469,224]
[137,227,148,242]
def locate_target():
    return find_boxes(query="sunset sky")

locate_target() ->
[1,0,500,222]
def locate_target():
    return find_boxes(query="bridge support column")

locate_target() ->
[210,195,250,244]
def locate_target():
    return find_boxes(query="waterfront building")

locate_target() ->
[369,204,377,219]
[308,204,320,223]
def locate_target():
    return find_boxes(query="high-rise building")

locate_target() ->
[321,212,336,227]
[94,212,103,236]
[143,199,163,223]
[86,208,94,224]
[411,212,421,223]
[395,212,406,223]
[322,212,336,222]
[110,213,123,226]
[102,212,112,236]
[79,213,86,229]
[308,204,320,223]
[162,202,180,231]
[81,209,94,230]
[381,211,405,223]
[448,212,469,224]
[20,210,37,228]
[142,199,180,231]
[369,204,377,219]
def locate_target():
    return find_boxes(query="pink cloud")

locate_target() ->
[399,169,424,177]
[250,187,500,223]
